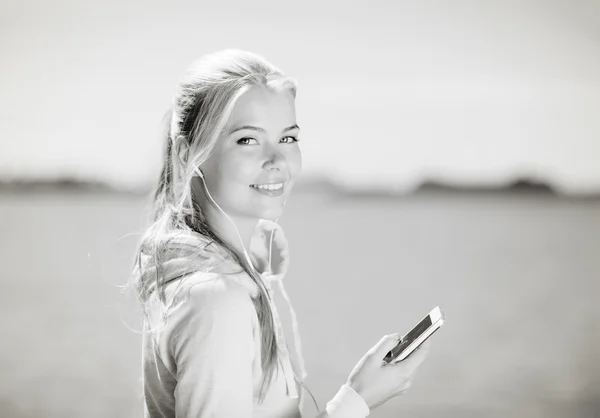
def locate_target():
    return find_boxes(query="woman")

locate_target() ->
[130,49,431,418]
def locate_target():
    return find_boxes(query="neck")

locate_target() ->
[204,203,259,268]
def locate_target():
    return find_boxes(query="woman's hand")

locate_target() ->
[346,334,431,410]
[249,219,290,279]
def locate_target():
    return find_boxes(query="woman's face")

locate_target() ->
[197,85,302,221]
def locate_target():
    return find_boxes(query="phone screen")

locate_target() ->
[384,313,433,362]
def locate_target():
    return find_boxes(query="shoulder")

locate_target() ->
[167,271,257,319]
[160,272,260,357]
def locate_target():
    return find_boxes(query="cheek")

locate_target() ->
[216,151,254,182]
[288,148,302,177]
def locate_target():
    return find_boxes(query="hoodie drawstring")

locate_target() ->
[260,272,308,410]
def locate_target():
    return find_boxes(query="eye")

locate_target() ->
[237,137,258,145]
[281,136,299,144]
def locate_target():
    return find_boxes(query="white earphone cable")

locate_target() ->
[195,167,320,413]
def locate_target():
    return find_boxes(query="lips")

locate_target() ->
[249,180,287,186]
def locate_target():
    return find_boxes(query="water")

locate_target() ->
[0,188,598,417]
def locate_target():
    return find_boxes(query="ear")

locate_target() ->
[173,135,190,167]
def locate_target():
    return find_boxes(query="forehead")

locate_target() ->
[227,86,296,128]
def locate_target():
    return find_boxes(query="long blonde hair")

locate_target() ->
[129,49,298,402]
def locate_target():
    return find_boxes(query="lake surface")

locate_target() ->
[0,188,598,418]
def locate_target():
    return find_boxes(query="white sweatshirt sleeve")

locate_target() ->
[325,384,371,417]
[165,279,257,418]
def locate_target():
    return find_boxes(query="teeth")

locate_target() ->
[251,183,283,191]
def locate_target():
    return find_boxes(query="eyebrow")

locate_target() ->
[228,124,300,135]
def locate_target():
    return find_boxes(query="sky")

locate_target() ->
[1,0,600,194]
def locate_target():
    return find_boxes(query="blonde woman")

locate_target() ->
[131,49,431,418]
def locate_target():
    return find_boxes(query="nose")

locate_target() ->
[263,144,288,171]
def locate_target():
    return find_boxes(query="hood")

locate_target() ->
[138,220,308,403]
[138,227,260,298]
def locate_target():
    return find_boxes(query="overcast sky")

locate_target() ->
[2,0,599,193]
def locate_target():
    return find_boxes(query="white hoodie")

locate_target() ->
[140,224,370,417]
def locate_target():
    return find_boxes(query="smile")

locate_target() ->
[249,182,285,197]
[250,183,284,191]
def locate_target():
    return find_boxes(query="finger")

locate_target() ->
[370,333,402,359]
[402,344,429,368]
[402,380,413,392]
[393,380,412,398]
[414,337,433,353]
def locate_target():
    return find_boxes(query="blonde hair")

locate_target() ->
[129,49,298,402]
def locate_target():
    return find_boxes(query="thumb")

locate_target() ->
[370,333,402,359]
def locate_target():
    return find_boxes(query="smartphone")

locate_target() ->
[383,306,445,364]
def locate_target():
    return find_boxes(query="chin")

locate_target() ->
[256,207,285,221]
[248,199,286,220]
[244,187,291,220]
